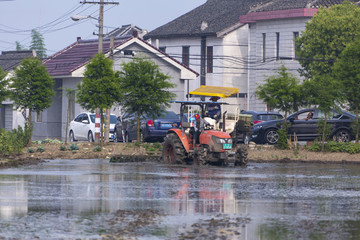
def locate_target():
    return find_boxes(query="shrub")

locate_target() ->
[143,143,162,152]
[276,127,288,149]
[59,145,67,151]
[307,141,360,154]
[41,138,63,144]
[153,142,162,149]
[69,143,79,151]
[27,147,34,153]
[0,125,31,156]
[36,146,45,152]
[93,145,102,152]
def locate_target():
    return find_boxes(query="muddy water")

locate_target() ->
[1,160,360,239]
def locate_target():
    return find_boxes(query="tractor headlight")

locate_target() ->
[215,138,232,144]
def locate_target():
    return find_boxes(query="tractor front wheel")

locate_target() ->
[193,146,208,166]
[162,133,187,164]
[235,145,248,167]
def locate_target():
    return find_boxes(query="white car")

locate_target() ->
[69,112,117,142]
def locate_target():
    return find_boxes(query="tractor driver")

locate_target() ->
[207,96,221,122]
[193,113,209,144]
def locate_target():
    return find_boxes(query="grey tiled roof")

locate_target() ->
[43,37,131,76]
[249,0,356,12]
[43,35,198,77]
[145,0,357,39]
[104,24,148,39]
[0,50,35,71]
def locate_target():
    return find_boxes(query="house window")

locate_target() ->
[182,46,190,67]
[293,32,299,59]
[36,111,42,122]
[262,33,266,62]
[159,46,166,53]
[276,32,280,61]
[207,46,213,73]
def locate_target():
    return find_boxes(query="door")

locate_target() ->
[78,114,91,140]
[288,110,318,140]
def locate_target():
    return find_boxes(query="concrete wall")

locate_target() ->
[32,79,63,140]
[247,17,309,111]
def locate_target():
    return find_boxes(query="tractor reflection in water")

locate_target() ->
[162,100,248,166]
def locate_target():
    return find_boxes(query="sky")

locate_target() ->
[0,0,206,56]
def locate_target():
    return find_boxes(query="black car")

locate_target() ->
[251,108,356,144]
[113,110,180,142]
[240,110,283,125]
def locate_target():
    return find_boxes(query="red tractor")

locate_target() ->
[162,101,248,166]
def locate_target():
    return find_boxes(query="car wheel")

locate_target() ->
[140,132,146,143]
[264,129,279,144]
[69,131,76,142]
[124,132,130,143]
[334,129,351,142]
[113,129,118,142]
[243,134,250,145]
[88,131,94,142]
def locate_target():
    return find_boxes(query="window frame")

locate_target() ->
[275,32,280,61]
[182,46,190,67]
[207,46,213,73]
[293,32,299,59]
[262,33,266,62]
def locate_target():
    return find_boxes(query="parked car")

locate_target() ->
[251,108,357,144]
[114,111,181,142]
[69,112,117,142]
[240,110,283,125]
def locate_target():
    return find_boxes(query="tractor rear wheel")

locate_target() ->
[162,133,187,164]
[235,145,248,167]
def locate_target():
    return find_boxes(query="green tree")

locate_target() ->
[333,40,360,143]
[302,76,342,151]
[295,1,359,151]
[256,65,305,149]
[296,1,360,79]
[76,54,121,145]
[10,57,55,144]
[256,65,304,121]
[15,41,25,51]
[30,29,47,59]
[0,67,9,104]
[118,57,176,142]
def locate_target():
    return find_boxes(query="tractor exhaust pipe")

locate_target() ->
[223,111,227,132]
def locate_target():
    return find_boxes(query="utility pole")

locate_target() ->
[80,0,119,144]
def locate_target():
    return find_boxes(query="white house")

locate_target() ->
[144,0,269,113]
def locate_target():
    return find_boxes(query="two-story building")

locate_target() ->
[145,0,355,112]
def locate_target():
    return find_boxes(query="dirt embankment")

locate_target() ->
[1,142,360,169]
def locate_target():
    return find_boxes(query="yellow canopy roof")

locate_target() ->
[189,86,239,98]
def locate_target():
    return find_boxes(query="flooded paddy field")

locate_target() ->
[1,159,360,239]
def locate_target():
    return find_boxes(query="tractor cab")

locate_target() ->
[188,86,253,144]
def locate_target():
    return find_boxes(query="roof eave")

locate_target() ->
[144,32,217,40]
[239,8,318,23]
